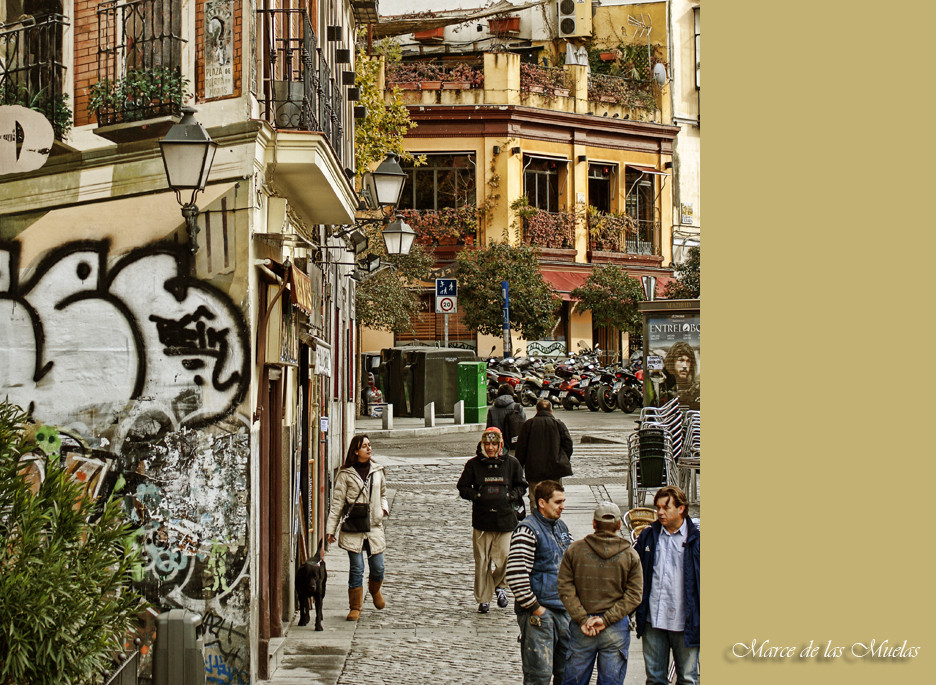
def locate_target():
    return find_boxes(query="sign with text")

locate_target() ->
[436,296,457,313]
[205,1,235,99]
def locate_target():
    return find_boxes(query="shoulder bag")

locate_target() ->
[340,473,372,533]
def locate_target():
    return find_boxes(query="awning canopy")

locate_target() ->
[626,164,669,176]
[541,269,590,301]
[289,265,314,316]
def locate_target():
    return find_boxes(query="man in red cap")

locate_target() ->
[457,426,528,613]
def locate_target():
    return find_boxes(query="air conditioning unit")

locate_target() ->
[557,0,592,39]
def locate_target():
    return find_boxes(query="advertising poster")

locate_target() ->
[641,301,700,409]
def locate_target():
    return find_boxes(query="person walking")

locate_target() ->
[515,399,574,505]
[635,486,700,684]
[325,434,390,621]
[505,481,574,685]
[486,384,526,454]
[557,502,643,685]
[457,426,528,613]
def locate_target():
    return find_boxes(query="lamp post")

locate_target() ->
[362,153,406,209]
[381,217,416,256]
[159,106,217,253]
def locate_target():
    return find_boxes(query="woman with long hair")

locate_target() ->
[325,434,389,620]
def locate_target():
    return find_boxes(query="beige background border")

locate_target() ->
[704,1,936,682]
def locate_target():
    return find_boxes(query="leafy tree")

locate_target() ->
[353,43,434,331]
[663,246,700,299]
[0,401,145,685]
[454,242,560,340]
[570,264,645,335]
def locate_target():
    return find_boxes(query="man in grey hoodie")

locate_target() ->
[557,502,643,685]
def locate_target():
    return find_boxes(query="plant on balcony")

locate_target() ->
[88,66,190,125]
[0,82,72,139]
[587,73,657,110]
[519,62,570,98]
[587,205,637,252]
[512,196,576,249]
[385,61,484,89]
[397,205,480,246]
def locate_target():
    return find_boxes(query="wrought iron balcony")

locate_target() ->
[257,8,346,164]
[0,14,70,139]
[93,0,185,127]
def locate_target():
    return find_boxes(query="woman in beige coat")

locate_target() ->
[326,434,389,620]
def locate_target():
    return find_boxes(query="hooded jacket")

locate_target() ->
[457,443,527,532]
[635,518,700,647]
[486,394,526,452]
[558,529,643,627]
[325,461,389,554]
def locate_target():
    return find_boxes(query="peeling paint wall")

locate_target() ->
[0,188,253,683]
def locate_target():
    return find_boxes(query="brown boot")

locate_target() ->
[368,580,386,610]
[346,586,363,621]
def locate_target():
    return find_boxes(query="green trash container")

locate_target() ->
[458,361,488,423]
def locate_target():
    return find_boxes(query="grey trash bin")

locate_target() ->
[153,609,206,685]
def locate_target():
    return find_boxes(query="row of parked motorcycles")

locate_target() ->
[485,345,644,413]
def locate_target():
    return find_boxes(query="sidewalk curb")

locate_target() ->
[356,422,486,437]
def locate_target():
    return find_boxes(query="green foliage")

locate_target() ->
[0,82,72,139]
[587,205,636,252]
[354,50,419,178]
[87,66,189,123]
[454,242,560,339]
[663,246,700,299]
[397,206,479,245]
[0,401,145,685]
[571,264,645,334]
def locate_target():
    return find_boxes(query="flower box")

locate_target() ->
[552,88,570,97]
[442,81,471,90]
[489,17,520,34]
[600,52,617,62]
[414,27,445,42]
[528,85,544,93]
[392,82,421,90]
[420,80,443,90]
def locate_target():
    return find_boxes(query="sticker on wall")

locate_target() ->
[205,0,235,99]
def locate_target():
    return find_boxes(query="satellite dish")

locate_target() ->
[653,62,667,86]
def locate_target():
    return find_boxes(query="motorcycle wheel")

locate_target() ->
[520,385,537,407]
[598,384,617,412]
[617,386,642,413]
[562,395,577,411]
[585,385,601,411]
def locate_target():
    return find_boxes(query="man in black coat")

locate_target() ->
[515,399,574,505]
[457,427,528,613]
[486,384,526,454]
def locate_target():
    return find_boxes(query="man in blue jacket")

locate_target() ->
[506,480,574,684]
[635,486,700,685]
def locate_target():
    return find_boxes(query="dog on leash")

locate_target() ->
[296,547,327,630]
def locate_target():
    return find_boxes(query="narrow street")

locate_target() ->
[266,410,698,684]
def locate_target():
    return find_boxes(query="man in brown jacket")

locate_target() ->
[557,502,643,685]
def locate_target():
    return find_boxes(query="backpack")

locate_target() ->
[504,403,526,451]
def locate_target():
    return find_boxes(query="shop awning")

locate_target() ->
[289,265,314,316]
[625,164,669,176]
[541,269,590,301]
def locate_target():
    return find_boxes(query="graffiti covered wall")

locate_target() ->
[0,199,254,683]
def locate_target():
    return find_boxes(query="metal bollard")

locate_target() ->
[153,609,206,685]
[424,402,435,427]
[453,400,465,425]
[382,403,394,430]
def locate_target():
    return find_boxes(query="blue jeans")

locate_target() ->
[642,624,699,685]
[516,606,571,685]
[347,539,384,589]
[561,617,630,685]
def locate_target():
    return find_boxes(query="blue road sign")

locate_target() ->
[436,278,457,296]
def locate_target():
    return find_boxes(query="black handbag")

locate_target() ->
[340,475,372,533]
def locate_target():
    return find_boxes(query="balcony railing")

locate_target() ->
[397,206,479,246]
[625,220,660,255]
[258,8,345,163]
[94,0,185,125]
[587,73,656,111]
[522,209,576,249]
[587,209,660,256]
[0,14,70,139]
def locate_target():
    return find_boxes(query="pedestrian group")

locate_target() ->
[328,395,700,685]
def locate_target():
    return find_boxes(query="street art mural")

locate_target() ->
[0,240,252,683]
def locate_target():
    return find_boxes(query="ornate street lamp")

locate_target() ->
[381,217,416,256]
[362,153,407,209]
[159,106,218,253]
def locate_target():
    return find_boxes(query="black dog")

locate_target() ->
[296,548,327,630]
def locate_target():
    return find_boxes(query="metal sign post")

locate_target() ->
[502,281,512,357]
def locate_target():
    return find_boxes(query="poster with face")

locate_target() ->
[645,312,700,409]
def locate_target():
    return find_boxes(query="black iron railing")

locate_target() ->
[94,0,185,125]
[0,14,70,139]
[257,8,345,163]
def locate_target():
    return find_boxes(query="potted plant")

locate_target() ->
[0,82,72,140]
[520,63,570,100]
[88,66,189,126]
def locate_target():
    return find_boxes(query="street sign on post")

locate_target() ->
[436,279,458,346]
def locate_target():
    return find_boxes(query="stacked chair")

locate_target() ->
[629,399,701,506]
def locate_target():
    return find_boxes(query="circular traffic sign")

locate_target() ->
[439,296,455,313]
